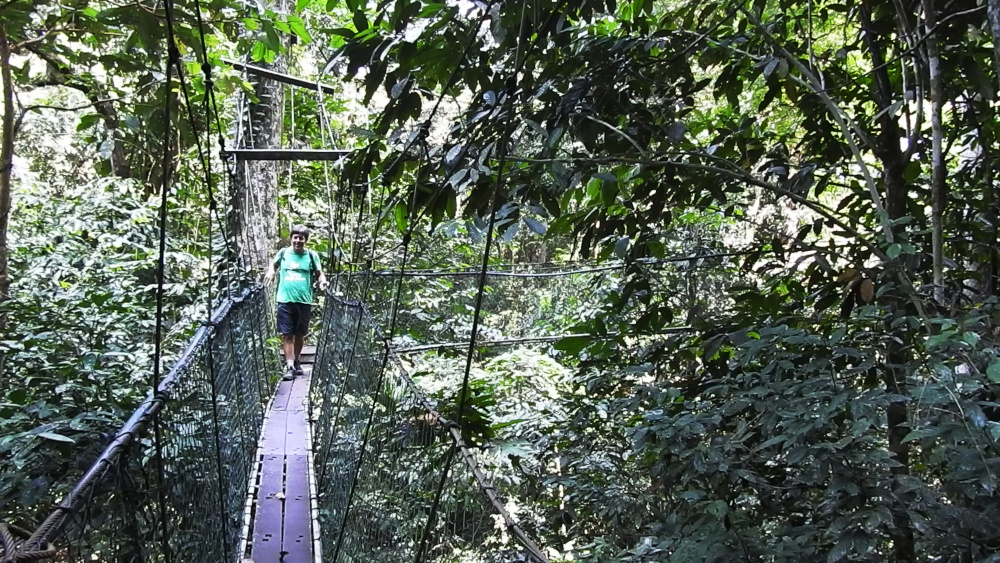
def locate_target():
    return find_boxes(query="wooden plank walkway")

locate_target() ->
[245,347,316,562]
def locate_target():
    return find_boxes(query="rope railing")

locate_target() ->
[310,294,548,562]
[0,287,277,563]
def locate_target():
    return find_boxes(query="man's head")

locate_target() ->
[290,225,310,252]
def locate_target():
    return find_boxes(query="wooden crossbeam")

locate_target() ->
[222,58,339,95]
[225,148,352,161]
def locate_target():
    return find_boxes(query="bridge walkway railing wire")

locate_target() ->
[310,289,549,563]
[0,287,278,563]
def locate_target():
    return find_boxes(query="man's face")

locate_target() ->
[291,233,308,251]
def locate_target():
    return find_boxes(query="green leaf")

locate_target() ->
[394,202,408,233]
[523,217,547,235]
[555,336,589,354]
[262,20,281,52]
[251,40,268,62]
[887,243,901,259]
[77,114,102,131]
[706,500,728,518]
[38,432,76,443]
[287,16,312,43]
[987,360,1000,383]
[353,9,370,31]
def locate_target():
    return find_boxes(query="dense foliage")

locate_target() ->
[6,0,1000,560]
[320,0,1000,560]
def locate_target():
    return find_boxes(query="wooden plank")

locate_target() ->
[222,58,339,95]
[282,454,312,561]
[284,411,310,456]
[286,375,310,412]
[280,345,316,366]
[251,454,285,561]
[225,148,351,161]
[260,411,288,456]
[249,358,315,562]
[272,377,294,411]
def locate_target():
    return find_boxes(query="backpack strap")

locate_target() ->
[277,248,320,281]
[308,250,319,276]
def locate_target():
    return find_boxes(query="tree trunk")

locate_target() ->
[924,0,946,304]
[989,0,1000,94]
[0,23,14,305]
[859,4,915,561]
[231,72,283,275]
[230,15,289,274]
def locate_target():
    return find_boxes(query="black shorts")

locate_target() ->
[277,302,312,337]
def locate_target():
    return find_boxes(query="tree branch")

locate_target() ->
[736,7,894,245]
[12,97,129,136]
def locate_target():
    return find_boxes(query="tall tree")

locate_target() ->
[0,22,13,305]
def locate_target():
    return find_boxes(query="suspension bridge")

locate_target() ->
[0,0,725,557]
[0,19,576,559]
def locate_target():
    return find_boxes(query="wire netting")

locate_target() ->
[334,265,622,347]
[1,288,277,563]
[312,257,744,562]
[333,255,736,347]
[311,295,546,562]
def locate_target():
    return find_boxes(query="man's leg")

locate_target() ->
[277,303,298,380]
[292,303,312,374]
[293,335,305,365]
[282,334,296,368]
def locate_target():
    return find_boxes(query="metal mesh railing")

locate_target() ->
[0,287,277,563]
[334,264,622,347]
[333,255,736,348]
[311,294,547,563]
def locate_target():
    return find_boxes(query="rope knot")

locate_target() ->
[201,62,212,76]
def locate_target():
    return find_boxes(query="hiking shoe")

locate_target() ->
[293,361,305,376]
[282,366,295,381]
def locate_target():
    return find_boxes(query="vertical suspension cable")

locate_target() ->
[286,87,295,235]
[415,1,535,559]
[330,151,426,561]
[151,0,184,557]
[180,2,236,553]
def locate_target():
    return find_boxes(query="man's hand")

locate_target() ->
[264,262,276,285]
[318,274,329,292]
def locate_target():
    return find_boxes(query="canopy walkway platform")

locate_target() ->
[246,348,316,562]
[0,20,600,562]
[0,278,556,563]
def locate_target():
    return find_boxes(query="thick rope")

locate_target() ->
[150,0,184,556]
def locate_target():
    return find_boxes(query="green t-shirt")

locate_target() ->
[274,248,320,304]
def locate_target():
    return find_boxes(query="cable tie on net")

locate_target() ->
[201,320,219,327]
[167,45,181,63]
[402,232,412,245]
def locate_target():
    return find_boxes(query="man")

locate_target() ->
[264,225,328,381]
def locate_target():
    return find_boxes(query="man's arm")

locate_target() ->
[264,250,281,285]
[317,268,329,291]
